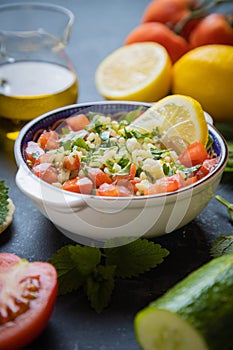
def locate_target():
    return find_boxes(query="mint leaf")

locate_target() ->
[69,245,101,276]
[49,239,170,312]
[105,239,169,278]
[49,245,84,295]
[210,235,233,258]
[85,265,116,313]
[49,245,101,295]
[0,180,9,227]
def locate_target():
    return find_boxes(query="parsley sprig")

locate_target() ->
[0,180,9,227]
[49,239,169,313]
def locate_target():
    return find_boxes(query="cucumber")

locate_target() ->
[135,253,233,350]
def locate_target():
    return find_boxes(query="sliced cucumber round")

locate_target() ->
[135,308,208,350]
[135,253,233,350]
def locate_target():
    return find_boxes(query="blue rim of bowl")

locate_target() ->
[14,101,229,200]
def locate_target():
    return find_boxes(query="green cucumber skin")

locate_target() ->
[147,254,233,350]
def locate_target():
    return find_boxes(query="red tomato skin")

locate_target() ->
[129,163,137,180]
[178,142,209,167]
[141,0,192,25]
[196,158,218,179]
[32,163,59,184]
[124,22,189,63]
[189,13,233,48]
[141,0,201,39]
[96,183,119,197]
[87,168,112,188]
[62,177,93,194]
[0,254,58,350]
[145,175,181,195]
[66,114,90,131]
[63,154,81,171]
[0,253,21,269]
[37,130,59,150]
[24,141,45,165]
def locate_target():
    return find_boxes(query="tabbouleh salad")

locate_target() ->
[24,108,218,197]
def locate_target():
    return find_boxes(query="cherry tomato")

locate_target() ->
[62,177,93,194]
[0,253,57,350]
[66,113,90,131]
[189,13,233,48]
[87,168,112,188]
[37,130,59,150]
[178,141,209,167]
[124,22,189,63]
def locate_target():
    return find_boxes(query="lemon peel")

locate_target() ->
[129,94,208,153]
[95,42,172,102]
[172,45,233,122]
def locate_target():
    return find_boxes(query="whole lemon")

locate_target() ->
[172,45,233,122]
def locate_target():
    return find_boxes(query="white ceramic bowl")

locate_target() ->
[14,101,228,247]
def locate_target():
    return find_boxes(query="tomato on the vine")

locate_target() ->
[0,253,58,350]
[189,13,233,47]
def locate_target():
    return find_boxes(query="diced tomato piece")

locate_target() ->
[38,153,56,164]
[129,163,137,180]
[37,130,59,150]
[113,178,137,196]
[116,185,132,197]
[32,163,59,184]
[96,183,119,197]
[196,158,218,179]
[63,154,80,171]
[182,175,198,187]
[130,178,141,194]
[87,168,112,188]
[144,175,180,195]
[62,177,93,194]
[24,141,44,165]
[178,141,209,167]
[66,114,90,131]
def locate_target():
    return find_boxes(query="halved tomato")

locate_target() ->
[0,253,57,350]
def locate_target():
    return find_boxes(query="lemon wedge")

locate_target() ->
[129,94,208,153]
[95,42,172,102]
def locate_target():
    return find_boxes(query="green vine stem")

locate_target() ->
[174,0,233,34]
[216,195,233,221]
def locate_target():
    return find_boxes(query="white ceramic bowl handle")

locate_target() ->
[16,166,86,211]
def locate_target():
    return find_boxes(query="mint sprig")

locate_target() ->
[49,239,169,313]
[0,180,9,227]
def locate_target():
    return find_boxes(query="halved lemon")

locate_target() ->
[129,94,208,153]
[95,42,172,102]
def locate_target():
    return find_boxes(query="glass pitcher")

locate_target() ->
[0,2,78,125]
